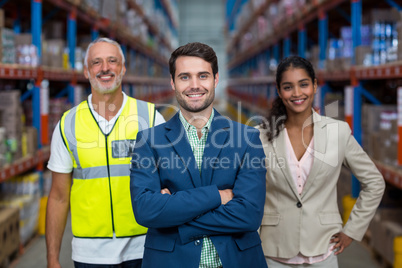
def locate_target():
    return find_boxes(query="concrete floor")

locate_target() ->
[11,217,381,268]
[11,217,74,268]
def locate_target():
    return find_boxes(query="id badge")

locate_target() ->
[111,140,136,158]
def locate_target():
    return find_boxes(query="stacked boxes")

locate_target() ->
[23,97,71,145]
[308,45,320,70]
[370,208,402,266]
[369,9,399,65]
[1,172,40,197]
[0,9,15,64]
[22,127,38,157]
[15,33,39,67]
[48,98,71,140]
[0,91,23,163]
[0,27,16,64]
[361,104,401,266]
[0,172,41,245]
[0,2,173,74]
[0,207,19,266]
[0,194,40,245]
[0,91,40,164]
[340,26,352,70]
[355,45,372,66]
[355,25,372,66]
[42,39,66,69]
[362,104,397,165]
[378,111,398,166]
[396,10,402,61]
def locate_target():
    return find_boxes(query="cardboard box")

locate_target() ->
[15,33,31,46]
[25,127,38,156]
[43,21,64,40]
[44,39,65,68]
[341,57,352,70]
[0,91,23,162]
[371,220,402,265]
[0,194,40,245]
[0,27,16,64]
[362,105,397,152]
[0,207,19,266]
[355,46,372,66]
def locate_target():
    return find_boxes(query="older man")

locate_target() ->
[46,38,165,268]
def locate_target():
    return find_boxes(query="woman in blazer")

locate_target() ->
[258,56,385,267]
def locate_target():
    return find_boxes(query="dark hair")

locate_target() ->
[169,42,218,81]
[262,56,316,142]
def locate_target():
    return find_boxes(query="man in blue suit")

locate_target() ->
[130,42,267,268]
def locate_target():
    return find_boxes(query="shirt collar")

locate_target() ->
[87,91,127,123]
[179,109,215,132]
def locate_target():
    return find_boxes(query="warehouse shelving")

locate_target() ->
[316,69,350,82]
[227,0,348,68]
[316,62,402,82]
[0,1,177,260]
[0,146,50,183]
[125,0,173,52]
[46,0,173,63]
[226,0,402,193]
[374,160,402,190]
[0,0,177,184]
[161,0,179,30]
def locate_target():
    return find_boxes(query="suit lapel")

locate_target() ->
[273,129,301,200]
[201,111,229,186]
[165,113,201,188]
[301,111,327,198]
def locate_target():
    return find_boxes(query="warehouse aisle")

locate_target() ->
[12,216,73,268]
[11,208,381,268]
[0,0,400,267]
[11,221,381,268]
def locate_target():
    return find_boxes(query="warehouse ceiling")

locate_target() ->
[178,0,228,101]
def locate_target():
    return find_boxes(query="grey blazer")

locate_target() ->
[258,111,385,259]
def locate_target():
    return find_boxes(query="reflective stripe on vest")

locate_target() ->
[63,105,81,169]
[61,97,155,238]
[72,164,131,180]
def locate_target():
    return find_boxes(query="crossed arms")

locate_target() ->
[130,130,266,244]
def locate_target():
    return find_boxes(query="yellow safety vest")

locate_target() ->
[60,97,155,238]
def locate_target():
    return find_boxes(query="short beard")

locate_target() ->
[89,69,124,94]
[175,89,215,113]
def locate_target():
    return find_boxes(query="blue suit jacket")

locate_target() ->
[130,110,267,268]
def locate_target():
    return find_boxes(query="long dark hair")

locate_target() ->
[262,56,316,142]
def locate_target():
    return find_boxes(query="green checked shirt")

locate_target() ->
[179,110,223,268]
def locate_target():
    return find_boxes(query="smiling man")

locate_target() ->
[130,42,268,268]
[45,38,165,268]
